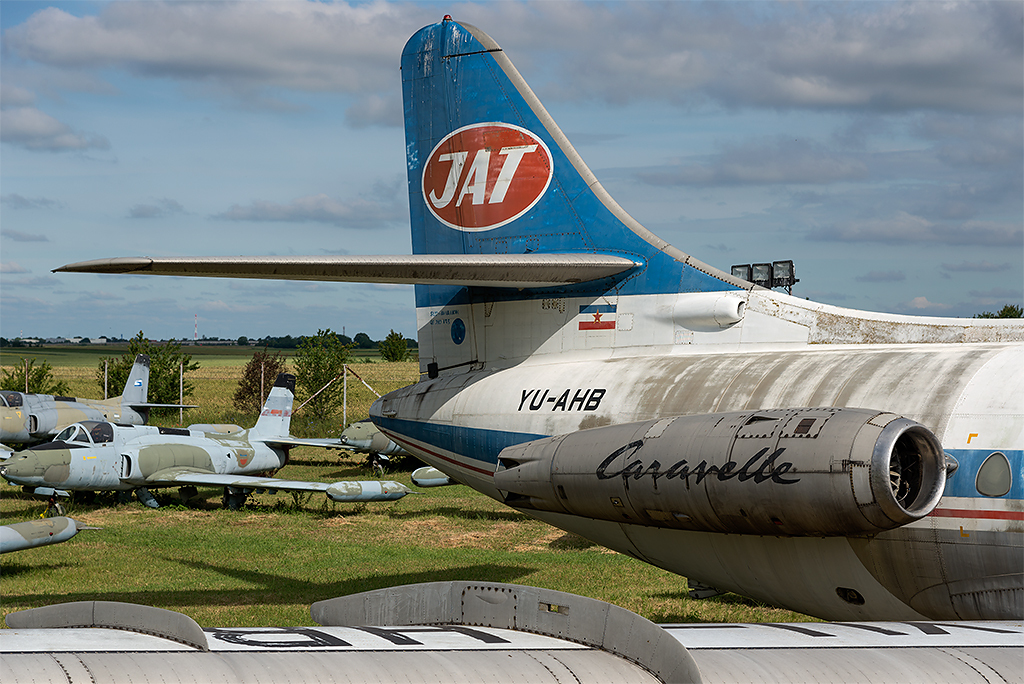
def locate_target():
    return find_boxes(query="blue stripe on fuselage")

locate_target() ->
[375,417,544,468]
[943,449,1023,500]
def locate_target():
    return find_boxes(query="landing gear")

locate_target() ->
[135,487,160,509]
[687,579,725,600]
[367,453,390,477]
[222,487,247,510]
[43,495,66,518]
[178,486,198,503]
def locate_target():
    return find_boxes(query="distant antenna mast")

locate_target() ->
[194,314,198,342]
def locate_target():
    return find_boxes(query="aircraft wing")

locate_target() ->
[258,436,353,450]
[145,468,410,502]
[128,403,200,410]
[54,254,639,289]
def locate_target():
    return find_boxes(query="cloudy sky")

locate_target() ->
[2,1,1021,342]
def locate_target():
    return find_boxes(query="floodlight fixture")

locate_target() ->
[751,263,772,288]
[731,264,752,281]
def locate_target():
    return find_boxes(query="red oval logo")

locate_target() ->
[421,123,553,232]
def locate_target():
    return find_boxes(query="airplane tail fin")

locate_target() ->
[251,373,295,438]
[402,19,745,373]
[119,355,150,406]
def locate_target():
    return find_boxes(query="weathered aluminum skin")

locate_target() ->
[493,408,947,536]
[3,584,1021,684]
[375,343,1022,621]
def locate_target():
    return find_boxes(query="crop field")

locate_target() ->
[1,348,813,628]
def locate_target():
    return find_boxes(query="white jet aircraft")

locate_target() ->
[56,18,1022,622]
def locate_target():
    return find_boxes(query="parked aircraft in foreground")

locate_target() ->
[3,581,1021,684]
[56,18,1022,621]
[0,374,410,509]
[1,355,193,446]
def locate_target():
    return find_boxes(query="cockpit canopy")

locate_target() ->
[56,420,114,445]
[1,391,24,407]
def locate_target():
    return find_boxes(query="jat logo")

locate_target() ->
[422,122,553,232]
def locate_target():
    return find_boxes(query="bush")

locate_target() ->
[378,329,410,362]
[0,358,70,395]
[233,349,289,414]
[293,329,352,426]
[97,331,200,406]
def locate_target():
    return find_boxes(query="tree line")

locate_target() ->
[1,328,416,438]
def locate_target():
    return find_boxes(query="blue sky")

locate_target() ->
[2,1,1021,341]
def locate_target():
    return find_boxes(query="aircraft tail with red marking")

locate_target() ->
[401,18,745,376]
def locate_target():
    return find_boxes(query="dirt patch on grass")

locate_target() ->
[399,518,524,549]
[318,516,357,529]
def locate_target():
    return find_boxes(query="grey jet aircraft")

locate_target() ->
[1,354,193,447]
[0,373,410,509]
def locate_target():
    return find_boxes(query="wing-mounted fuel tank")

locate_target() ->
[494,408,946,537]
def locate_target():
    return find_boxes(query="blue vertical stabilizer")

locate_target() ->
[401,18,744,310]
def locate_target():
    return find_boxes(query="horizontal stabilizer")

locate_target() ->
[129,403,199,410]
[260,436,350,450]
[55,254,640,288]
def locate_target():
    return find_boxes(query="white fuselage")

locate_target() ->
[374,290,1023,621]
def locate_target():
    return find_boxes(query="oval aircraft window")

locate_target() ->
[975,452,1011,498]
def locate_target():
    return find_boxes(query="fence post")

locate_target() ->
[343,364,348,429]
[24,358,28,393]
[179,362,184,423]
[104,360,109,400]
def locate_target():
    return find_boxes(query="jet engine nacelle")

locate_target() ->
[27,408,60,437]
[494,408,946,537]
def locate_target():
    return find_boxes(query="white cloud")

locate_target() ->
[1,193,64,210]
[128,198,186,219]
[855,270,905,283]
[0,83,36,107]
[942,261,1012,273]
[0,106,110,152]
[1,229,49,242]
[4,3,430,97]
[904,296,952,311]
[810,212,1022,246]
[215,192,403,229]
[0,262,30,274]
[4,2,1019,115]
[637,139,869,187]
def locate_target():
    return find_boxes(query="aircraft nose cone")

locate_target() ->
[1,451,44,484]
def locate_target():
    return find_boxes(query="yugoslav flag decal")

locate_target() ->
[579,304,616,330]
[422,122,553,232]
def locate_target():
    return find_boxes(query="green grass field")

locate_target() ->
[1,346,813,628]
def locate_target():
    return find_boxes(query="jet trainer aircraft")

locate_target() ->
[56,18,1022,622]
[1,354,193,447]
[1,373,410,509]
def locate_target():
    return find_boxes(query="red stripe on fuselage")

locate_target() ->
[930,508,1024,521]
